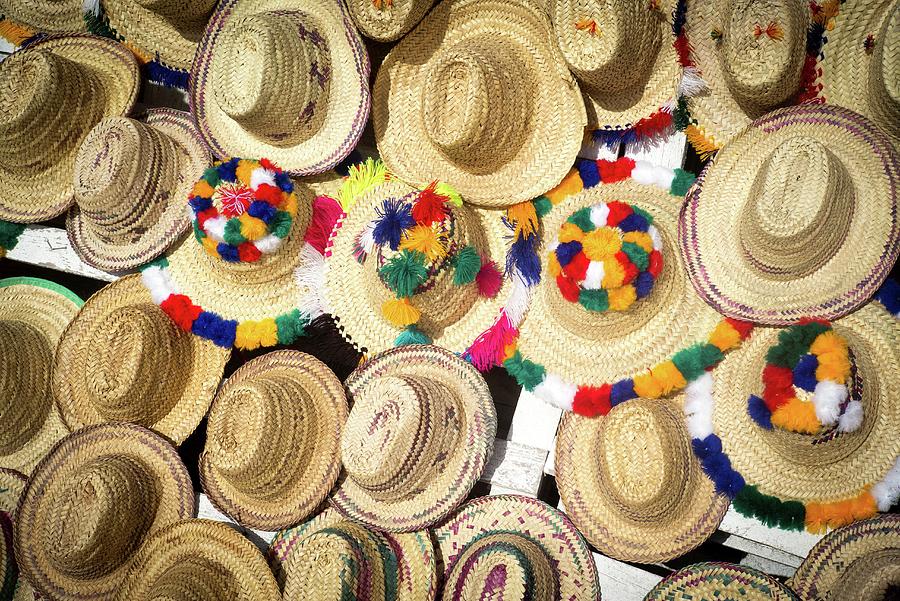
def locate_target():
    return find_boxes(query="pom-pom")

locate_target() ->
[237,242,261,263]
[610,379,636,405]
[556,275,581,303]
[160,294,200,331]
[191,311,238,348]
[813,379,847,426]
[434,181,463,207]
[562,251,590,281]
[582,228,621,260]
[275,309,308,345]
[708,320,742,351]
[400,225,447,261]
[411,183,449,226]
[382,297,421,327]
[792,353,819,392]
[597,157,635,183]
[380,250,428,297]
[747,394,773,429]
[670,169,696,197]
[673,343,723,382]
[572,384,612,417]
[579,289,609,312]
[771,398,821,434]
[837,399,864,433]
[576,159,601,188]
[503,351,546,391]
[533,373,577,411]
[269,211,293,239]
[475,260,503,298]
[453,245,482,286]
[555,241,582,267]
[532,196,552,218]
[372,198,415,250]
[395,325,432,346]
[507,202,539,238]
[239,214,268,241]
[235,318,278,350]
[605,201,633,227]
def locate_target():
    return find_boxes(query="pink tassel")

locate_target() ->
[465,315,517,371]
[475,259,503,298]
[305,195,344,254]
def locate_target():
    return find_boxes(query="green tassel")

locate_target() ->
[566,207,595,232]
[435,181,463,207]
[83,10,119,40]
[620,241,649,271]
[223,219,246,246]
[139,256,169,271]
[0,220,26,250]
[452,245,482,286]
[503,351,545,391]
[532,196,553,218]
[673,96,692,131]
[394,325,431,346]
[579,289,609,312]
[269,211,293,239]
[276,309,308,344]
[380,250,428,297]
[670,169,696,197]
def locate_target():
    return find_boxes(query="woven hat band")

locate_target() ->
[739,137,853,279]
[136,0,218,23]
[0,321,51,455]
[212,11,332,147]
[835,549,900,601]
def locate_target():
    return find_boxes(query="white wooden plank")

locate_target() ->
[713,531,803,570]
[719,507,821,560]
[507,390,562,451]
[594,552,663,601]
[482,439,547,498]
[544,435,557,477]
[739,554,796,579]
[6,225,118,281]
[624,132,687,169]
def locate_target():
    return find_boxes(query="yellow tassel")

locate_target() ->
[382,297,420,327]
[235,319,278,350]
[0,18,35,45]
[602,258,625,288]
[235,159,257,185]
[201,236,220,257]
[545,170,583,205]
[685,125,719,161]
[339,158,387,211]
[582,228,622,261]
[558,222,585,244]
[239,214,268,241]
[547,253,561,277]
[771,397,821,434]
[651,360,687,395]
[633,371,663,399]
[622,231,653,253]
[607,285,636,311]
[708,320,742,352]
[399,225,447,261]
[507,202,539,238]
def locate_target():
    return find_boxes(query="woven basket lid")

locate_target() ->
[190,0,370,176]
[0,468,37,601]
[646,562,799,600]
[115,519,281,600]
[683,0,811,151]
[66,109,210,272]
[0,34,140,223]
[433,495,601,600]
[680,104,900,325]
[52,274,230,445]
[14,423,196,600]
[789,514,900,601]
[556,397,728,563]
[331,345,496,532]
[0,0,85,33]
[200,350,348,531]
[269,506,437,600]
[0,277,82,475]
[345,0,435,41]
[373,0,587,208]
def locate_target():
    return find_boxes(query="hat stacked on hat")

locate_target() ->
[0,0,85,34]
[345,0,435,41]
[0,468,36,600]
[645,562,800,600]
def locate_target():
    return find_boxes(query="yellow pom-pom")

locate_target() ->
[547,252,561,277]
[235,159,257,184]
[201,236,220,257]
[382,297,421,327]
[771,397,820,434]
[235,319,278,350]
[582,227,622,261]
[602,258,625,288]
[651,360,687,395]
[816,351,851,382]
[810,330,848,356]
[558,222,585,243]
[607,285,636,311]
[192,180,215,198]
[633,372,663,399]
[545,169,583,205]
[400,225,447,261]
[623,231,653,253]
[507,202,539,238]
[280,191,298,215]
[708,320,742,351]
[239,214,268,241]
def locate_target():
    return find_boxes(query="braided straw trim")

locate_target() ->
[645,561,799,600]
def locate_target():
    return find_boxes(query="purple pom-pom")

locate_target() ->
[747,394,773,430]
[373,198,415,251]
[555,241,582,267]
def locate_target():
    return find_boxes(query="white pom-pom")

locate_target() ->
[204,216,227,242]
[250,167,276,191]
[582,261,605,290]
[254,234,282,254]
[836,400,864,433]
[590,203,610,227]
[533,373,576,411]
[870,457,900,512]
[82,0,100,17]
[683,372,715,439]
[813,380,847,426]
[631,162,657,186]
[141,266,173,305]
[652,166,676,190]
[649,225,663,252]
[678,66,708,97]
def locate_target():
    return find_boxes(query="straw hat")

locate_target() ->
[0,468,36,601]
[0,34,140,223]
[0,277,82,474]
[191,0,370,176]
[373,0,587,207]
[345,0,434,41]
[0,0,84,33]
[556,397,729,563]
[66,109,210,272]
[116,519,281,600]
[331,345,496,532]
[52,274,230,445]
[200,350,348,531]
[14,423,195,600]
[680,104,900,325]
[269,506,437,600]
[645,562,799,601]
[433,495,601,600]
[789,514,900,601]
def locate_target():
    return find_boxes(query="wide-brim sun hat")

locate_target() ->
[331,345,496,533]
[116,519,281,600]
[0,468,36,601]
[680,104,900,325]
[0,0,85,33]
[52,274,230,445]
[433,495,601,600]
[345,0,435,41]
[66,108,210,272]
[14,423,195,600]
[645,562,799,600]
[0,277,82,475]
[373,0,587,208]
[0,34,140,223]
[191,0,370,176]
[200,350,348,531]
[269,506,437,600]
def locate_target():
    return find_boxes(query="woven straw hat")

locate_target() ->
[646,562,799,600]
[14,423,195,600]
[345,0,434,41]
[116,519,281,600]
[0,34,139,223]
[683,0,811,151]
[556,397,728,563]
[269,506,437,600]
[0,277,81,475]
[66,109,209,272]
[373,0,586,207]
[331,345,496,532]
[433,495,601,600]
[200,350,348,531]
[0,468,36,601]
[191,0,370,176]
[681,105,900,325]
[0,0,84,33]
[789,514,900,601]
[52,274,230,445]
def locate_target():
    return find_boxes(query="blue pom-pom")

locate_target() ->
[189,196,212,213]
[610,379,636,406]
[576,159,601,188]
[217,243,240,262]
[372,198,415,251]
[248,200,277,223]
[691,434,722,459]
[793,354,819,392]
[634,271,655,298]
[274,171,294,193]
[747,394,773,430]
[875,279,900,316]
[506,234,541,287]
[555,241,582,267]
[702,453,744,498]
[617,213,649,233]
[191,312,237,348]
[217,158,240,183]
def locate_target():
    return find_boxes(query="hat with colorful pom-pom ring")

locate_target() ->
[0,468,37,601]
[646,562,799,600]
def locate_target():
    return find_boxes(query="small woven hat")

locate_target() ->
[52,274,230,445]
[116,519,281,600]
[345,0,434,41]
[200,350,348,531]
[331,345,496,532]
[433,495,601,600]
[0,469,36,601]
[0,34,139,223]
[645,562,799,601]
[191,0,370,176]
[789,514,900,601]
[269,506,437,600]
[0,0,84,33]
[556,397,729,563]
[680,104,900,325]
[0,277,82,475]
[66,109,210,272]
[14,423,195,600]
[373,0,587,207]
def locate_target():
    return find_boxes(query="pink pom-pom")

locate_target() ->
[475,259,503,298]
[305,195,344,254]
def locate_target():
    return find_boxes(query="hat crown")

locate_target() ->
[136,0,217,22]
[0,320,52,455]
[871,4,900,126]
[143,556,239,600]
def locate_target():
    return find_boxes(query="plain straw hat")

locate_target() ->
[116,519,281,600]
[556,397,729,563]
[645,562,799,601]
[433,495,601,600]
[52,274,230,445]
[0,0,84,33]
[191,0,370,176]
[373,0,587,207]
[0,34,140,223]
[680,104,900,325]
[269,506,437,600]
[0,277,82,475]
[789,514,900,601]
[66,109,210,272]
[14,423,196,601]
[331,345,496,532]
[200,350,348,531]
[0,468,36,601]
[345,0,435,41]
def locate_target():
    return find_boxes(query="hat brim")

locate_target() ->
[0,469,35,601]
[646,562,799,601]
[346,0,435,41]
[0,0,85,33]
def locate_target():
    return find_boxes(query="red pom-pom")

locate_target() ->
[412,183,449,227]
[648,250,663,278]
[762,365,794,410]
[259,158,277,171]
[573,384,612,416]
[725,317,754,340]
[562,252,590,281]
[798,317,830,327]
[196,207,218,227]
[557,275,581,302]
[255,183,283,206]
[616,251,639,284]
[160,294,201,331]
[475,260,503,298]
[605,201,633,227]
[238,242,262,262]
[597,157,635,183]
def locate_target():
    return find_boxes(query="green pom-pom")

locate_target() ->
[672,343,724,381]
[0,220,26,250]
[670,169,696,197]
[503,351,546,391]
[380,250,429,297]
[766,322,830,368]
[434,181,463,207]
[620,241,649,271]
[394,325,432,346]
[192,221,206,243]
[579,289,609,312]
[453,245,482,286]
[276,309,308,344]
[223,219,246,246]
[733,485,805,532]
[631,205,653,226]
[269,211,293,239]
[202,166,221,188]
[532,196,553,218]
[567,207,595,232]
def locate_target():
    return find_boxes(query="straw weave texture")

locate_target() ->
[646,562,799,600]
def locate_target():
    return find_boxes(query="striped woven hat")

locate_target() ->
[0,469,36,601]
[646,562,799,600]
[269,506,437,600]
[0,277,82,475]
[345,0,434,41]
